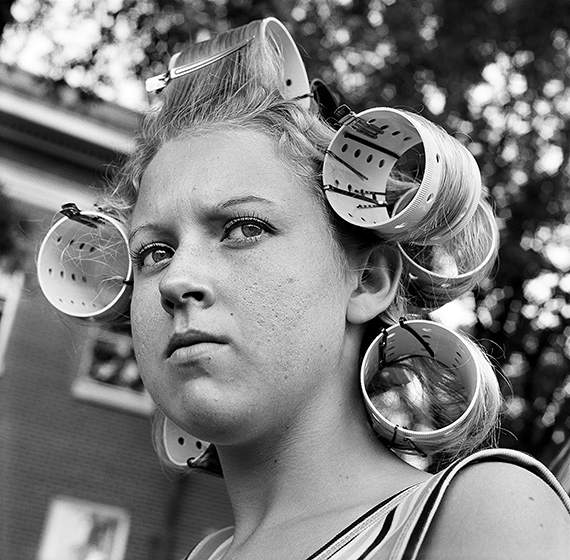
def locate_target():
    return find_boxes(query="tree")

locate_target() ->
[2,0,570,466]
[0,0,16,38]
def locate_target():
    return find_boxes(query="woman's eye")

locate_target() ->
[223,218,272,243]
[132,243,174,270]
[234,223,263,238]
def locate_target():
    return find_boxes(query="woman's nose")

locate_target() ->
[158,260,216,316]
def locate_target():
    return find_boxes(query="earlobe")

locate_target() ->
[346,245,402,325]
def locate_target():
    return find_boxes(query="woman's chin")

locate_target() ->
[161,396,266,447]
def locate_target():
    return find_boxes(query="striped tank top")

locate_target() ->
[185,449,570,560]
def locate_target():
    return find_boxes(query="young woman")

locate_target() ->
[39,17,570,560]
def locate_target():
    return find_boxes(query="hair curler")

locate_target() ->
[323,106,445,235]
[323,105,496,304]
[360,319,482,456]
[399,202,498,296]
[37,203,132,322]
[163,418,222,475]
[163,417,209,466]
[145,17,311,109]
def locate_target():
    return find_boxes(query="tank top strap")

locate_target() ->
[307,483,423,560]
[185,484,421,560]
[387,448,570,560]
[184,526,233,560]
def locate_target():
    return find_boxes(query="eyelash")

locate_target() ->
[129,241,173,272]
[130,214,275,272]
[222,213,275,244]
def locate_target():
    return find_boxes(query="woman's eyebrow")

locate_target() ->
[128,223,169,244]
[128,197,275,242]
[215,195,276,210]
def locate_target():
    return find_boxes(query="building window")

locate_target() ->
[37,496,130,560]
[72,324,154,416]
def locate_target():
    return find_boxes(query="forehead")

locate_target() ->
[136,128,304,215]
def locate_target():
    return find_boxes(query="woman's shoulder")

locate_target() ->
[418,449,570,559]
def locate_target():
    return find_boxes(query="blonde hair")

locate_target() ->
[106,19,502,471]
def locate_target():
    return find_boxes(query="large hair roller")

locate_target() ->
[37,204,132,322]
[323,106,446,236]
[146,17,311,109]
[401,201,499,308]
[323,105,496,307]
[360,319,483,456]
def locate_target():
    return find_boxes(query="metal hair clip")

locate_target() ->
[322,184,384,208]
[60,202,105,228]
[145,37,254,93]
[333,105,387,139]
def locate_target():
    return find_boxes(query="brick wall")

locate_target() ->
[1,204,234,560]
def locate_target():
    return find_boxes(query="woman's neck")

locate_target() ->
[215,390,429,545]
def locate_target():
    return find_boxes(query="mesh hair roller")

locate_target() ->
[262,18,311,107]
[163,417,209,467]
[323,105,496,306]
[163,418,222,475]
[400,202,498,307]
[360,319,482,455]
[145,17,311,109]
[323,106,446,235]
[37,204,132,322]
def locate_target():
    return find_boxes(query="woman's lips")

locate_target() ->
[165,330,228,362]
[168,342,226,364]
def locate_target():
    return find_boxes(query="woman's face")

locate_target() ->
[129,128,362,445]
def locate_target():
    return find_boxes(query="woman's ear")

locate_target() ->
[346,245,402,325]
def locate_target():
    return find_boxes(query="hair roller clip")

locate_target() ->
[145,18,311,109]
[310,78,341,123]
[145,37,254,93]
[37,203,132,322]
[360,319,482,455]
[322,106,444,235]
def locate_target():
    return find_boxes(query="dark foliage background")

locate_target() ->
[2,0,570,469]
